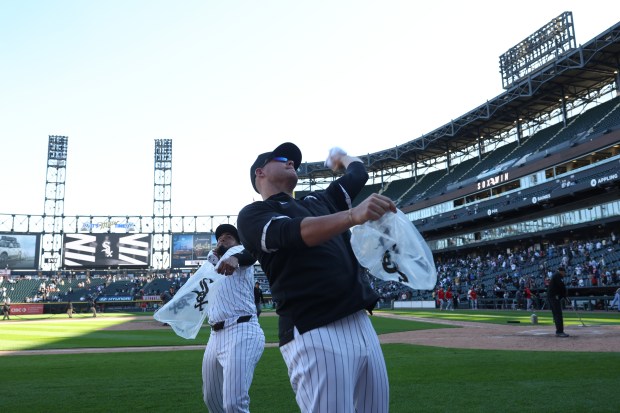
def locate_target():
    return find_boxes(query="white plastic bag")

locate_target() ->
[153,262,224,339]
[351,209,437,290]
[324,147,347,168]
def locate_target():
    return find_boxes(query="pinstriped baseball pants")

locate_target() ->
[202,319,265,412]
[280,310,390,413]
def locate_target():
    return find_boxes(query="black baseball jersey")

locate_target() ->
[238,162,379,344]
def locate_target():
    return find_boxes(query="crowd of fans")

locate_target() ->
[371,232,620,310]
[2,233,619,311]
[0,270,193,305]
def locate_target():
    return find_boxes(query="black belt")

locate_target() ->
[211,315,252,332]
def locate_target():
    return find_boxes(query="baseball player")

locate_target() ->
[238,142,395,412]
[202,224,265,413]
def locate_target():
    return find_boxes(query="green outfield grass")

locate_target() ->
[1,310,619,412]
[0,313,447,351]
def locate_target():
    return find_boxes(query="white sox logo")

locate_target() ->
[381,244,410,284]
[169,296,191,315]
[192,278,213,312]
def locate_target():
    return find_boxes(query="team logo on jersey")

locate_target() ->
[192,278,212,311]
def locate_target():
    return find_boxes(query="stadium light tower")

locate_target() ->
[499,11,576,90]
[41,135,68,271]
[152,139,172,269]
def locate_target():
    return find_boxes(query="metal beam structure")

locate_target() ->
[152,139,172,269]
[500,12,577,90]
[41,136,68,271]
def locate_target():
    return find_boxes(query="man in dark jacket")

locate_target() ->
[253,282,264,317]
[547,266,569,337]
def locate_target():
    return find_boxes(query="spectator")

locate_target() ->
[445,288,454,311]
[437,287,446,310]
[468,287,477,310]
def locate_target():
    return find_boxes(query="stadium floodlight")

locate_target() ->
[499,11,576,90]
[48,135,68,160]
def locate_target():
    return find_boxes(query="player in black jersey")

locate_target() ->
[238,142,395,412]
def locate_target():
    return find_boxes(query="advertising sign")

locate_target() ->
[9,303,44,315]
[171,233,214,268]
[63,233,151,268]
[97,296,133,302]
[0,233,40,270]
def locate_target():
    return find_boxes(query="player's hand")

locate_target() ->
[350,193,397,224]
[217,256,240,276]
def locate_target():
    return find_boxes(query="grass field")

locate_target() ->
[1,310,619,412]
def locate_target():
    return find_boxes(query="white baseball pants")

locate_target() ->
[202,318,265,412]
[280,310,390,413]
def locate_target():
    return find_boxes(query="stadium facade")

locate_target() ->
[1,14,619,308]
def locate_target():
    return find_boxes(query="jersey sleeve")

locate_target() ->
[238,201,305,256]
[323,161,369,210]
[233,249,257,267]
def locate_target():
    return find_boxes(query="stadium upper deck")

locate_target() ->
[295,18,620,254]
[295,19,620,188]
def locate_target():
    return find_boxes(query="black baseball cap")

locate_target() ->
[250,142,302,193]
[215,224,240,243]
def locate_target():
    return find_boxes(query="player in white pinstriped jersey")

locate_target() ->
[202,224,265,413]
[239,142,395,412]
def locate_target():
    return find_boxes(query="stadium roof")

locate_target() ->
[297,20,620,180]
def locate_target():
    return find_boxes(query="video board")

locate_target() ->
[171,233,214,268]
[0,233,40,269]
[63,233,151,268]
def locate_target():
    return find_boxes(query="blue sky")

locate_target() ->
[1,1,617,217]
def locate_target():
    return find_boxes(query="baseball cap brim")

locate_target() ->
[250,142,302,193]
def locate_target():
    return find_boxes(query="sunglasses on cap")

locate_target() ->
[261,156,290,167]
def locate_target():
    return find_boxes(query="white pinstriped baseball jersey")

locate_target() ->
[202,245,265,413]
[207,246,256,324]
[239,159,390,412]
